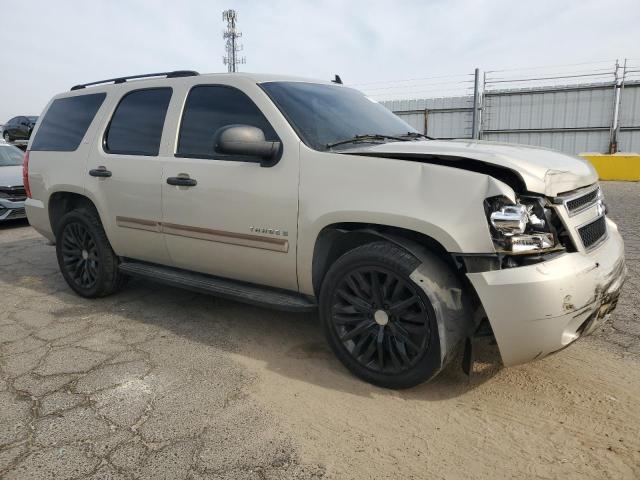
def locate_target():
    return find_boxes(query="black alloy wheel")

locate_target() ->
[55,206,127,298]
[60,221,99,289]
[330,266,431,374]
[320,241,444,389]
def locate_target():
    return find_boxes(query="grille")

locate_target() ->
[564,186,599,214]
[3,208,26,219]
[578,215,607,250]
[0,186,26,202]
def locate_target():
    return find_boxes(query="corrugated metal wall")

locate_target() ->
[382,80,640,154]
[481,129,610,153]
[381,96,473,139]
[481,84,615,153]
[618,82,640,152]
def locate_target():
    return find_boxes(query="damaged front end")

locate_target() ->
[466,216,626,367]
[574,256,627,338]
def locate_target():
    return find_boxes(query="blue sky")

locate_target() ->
[1,0,639,120]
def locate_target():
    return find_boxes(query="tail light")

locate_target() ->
[23,150,31,198]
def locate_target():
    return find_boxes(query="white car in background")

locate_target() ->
[0,141,27,221]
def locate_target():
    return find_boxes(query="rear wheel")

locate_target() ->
[55,207,127,298]
[320,241,443,389]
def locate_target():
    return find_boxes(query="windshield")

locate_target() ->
[28,116,38,123]
[261,82,418,151]
[0,145,24,166]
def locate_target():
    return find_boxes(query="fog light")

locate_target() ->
[509,233,555,253]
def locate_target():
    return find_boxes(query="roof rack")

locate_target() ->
[70,70,200,91]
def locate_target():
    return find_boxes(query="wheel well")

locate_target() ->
[311,223,456,296]
[48,192,97,235]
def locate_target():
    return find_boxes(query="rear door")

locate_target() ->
[160,83,300,291]
[85,87,172,264]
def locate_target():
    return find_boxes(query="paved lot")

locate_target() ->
[0,181,639,479]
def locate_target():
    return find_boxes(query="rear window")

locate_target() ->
[0,145,24,166]
[31,93,106,151]
[104,88,172,156]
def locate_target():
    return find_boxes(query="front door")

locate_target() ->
[161,84,299,291]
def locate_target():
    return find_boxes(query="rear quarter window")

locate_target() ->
[31,93,106,151]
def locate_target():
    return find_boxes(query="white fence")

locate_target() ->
[381,96,473,139]
[481,83,615,153]
[618,82,640,152]
[378,60,640,155]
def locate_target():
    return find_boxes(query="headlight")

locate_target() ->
[485,196,562,254]
[490,204,528,235]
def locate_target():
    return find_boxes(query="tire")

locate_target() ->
[320,241,453,389]
[55,207,127,298]
[3,131,11,142]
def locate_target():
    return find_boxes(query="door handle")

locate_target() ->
[89,166,112,178]
[167,176,197,187]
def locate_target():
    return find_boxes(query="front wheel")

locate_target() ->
[55,207,127,298]
[320,241,445,389]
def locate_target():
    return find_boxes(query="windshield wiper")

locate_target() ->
[400,131,436,140]
[326,134,409,149]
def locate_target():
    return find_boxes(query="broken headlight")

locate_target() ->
[485,196,562,254]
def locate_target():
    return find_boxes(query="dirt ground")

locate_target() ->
[0,181,639,479]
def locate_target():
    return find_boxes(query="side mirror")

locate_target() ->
[214,125,281,166]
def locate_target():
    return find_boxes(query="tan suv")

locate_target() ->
[24,71,626,388]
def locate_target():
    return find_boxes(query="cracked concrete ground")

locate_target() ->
[0,181,639,479]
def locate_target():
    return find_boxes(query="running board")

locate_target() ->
[118,261,317,312]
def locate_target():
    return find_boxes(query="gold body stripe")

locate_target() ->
[115,216,289,253]
[115,216,161,232]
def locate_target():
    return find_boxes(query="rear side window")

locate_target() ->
[31,93,106,151]
[177,85,278,159]
[104,88,172,156]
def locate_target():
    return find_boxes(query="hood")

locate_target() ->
[0,166,23,188]
[342,139,598,196]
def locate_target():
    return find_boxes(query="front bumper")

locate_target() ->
[467,218,626,366]
[0,198,26,221]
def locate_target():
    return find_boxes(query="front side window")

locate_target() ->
[104,88,172,156]
[31,93,106,152]
[177,85,278,159]
[261,81,417,151]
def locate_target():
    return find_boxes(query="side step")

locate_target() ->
[119,261,317,313]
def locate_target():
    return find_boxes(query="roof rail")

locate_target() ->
[70,70,200,91]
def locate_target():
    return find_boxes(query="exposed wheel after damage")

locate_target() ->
[320,241,467,389]
[55,207,127,298]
